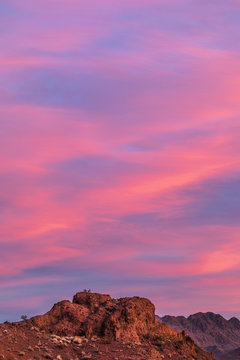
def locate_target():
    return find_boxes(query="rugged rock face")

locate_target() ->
[160,312,240,359]
[27,291,215,359]
[0,291,216,360]
[30,293,157,342]
[73,292,111,309]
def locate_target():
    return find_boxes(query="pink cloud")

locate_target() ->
[1,0,240,320]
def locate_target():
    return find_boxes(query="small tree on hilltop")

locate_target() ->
[21,315,28,321]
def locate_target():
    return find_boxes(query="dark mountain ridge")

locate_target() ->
[160,311,240,359]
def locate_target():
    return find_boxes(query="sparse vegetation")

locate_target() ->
[20,315,28,321]
[83,289,91,293]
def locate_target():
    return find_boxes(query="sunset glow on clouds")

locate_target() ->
[1,0,240,321]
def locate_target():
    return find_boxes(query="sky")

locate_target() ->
[1,0,240,322]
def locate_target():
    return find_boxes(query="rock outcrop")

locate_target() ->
[0,291,216,360]
[30,292,166,342]
[27,291,215,359]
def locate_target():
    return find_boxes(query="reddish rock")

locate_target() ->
[103,296,156,342]
[73,292,111,310]
[0,291,216,360]
[30,293,157,342]
[30,300,89,335]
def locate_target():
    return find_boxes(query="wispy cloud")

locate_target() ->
[0,0,240,321]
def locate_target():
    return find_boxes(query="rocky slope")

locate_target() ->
[0,291,215,360]
[160,312,240,359]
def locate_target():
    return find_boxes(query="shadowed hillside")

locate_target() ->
[160,312,240,359]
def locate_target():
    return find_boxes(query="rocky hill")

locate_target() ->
[160,312,240,359]
[0,291,215,360]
